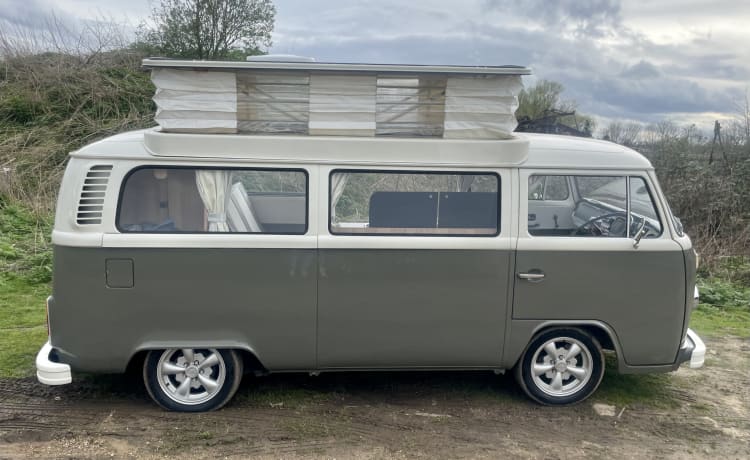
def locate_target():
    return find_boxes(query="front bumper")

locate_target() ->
[36,340,72,385]
[677,328,706,369]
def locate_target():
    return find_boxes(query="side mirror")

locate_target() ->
[632,218,647,249]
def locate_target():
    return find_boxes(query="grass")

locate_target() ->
[596,354,678,408]
[690,273,750,338]
[0,276,48,376]
[690,305,750,338]
[0,203,52,377]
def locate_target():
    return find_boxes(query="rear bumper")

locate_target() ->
[677,328,706,369]
[36,340,72,385]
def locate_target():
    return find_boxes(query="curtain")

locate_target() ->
[195,170,233,232]
[330,173,349,221]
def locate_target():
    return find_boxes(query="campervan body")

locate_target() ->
[36,59,705,412]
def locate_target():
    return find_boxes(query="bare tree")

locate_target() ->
[138,0,276,60]
[602,121,642,147]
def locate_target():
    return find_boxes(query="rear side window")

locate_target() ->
[117,167,307,234]
[330,170,500,236]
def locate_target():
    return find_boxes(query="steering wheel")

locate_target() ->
[574,211,628,237]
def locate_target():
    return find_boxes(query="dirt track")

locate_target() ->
[1,337,748,459]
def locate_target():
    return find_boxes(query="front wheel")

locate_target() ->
[143,348,243,412]
[515,328,604,405]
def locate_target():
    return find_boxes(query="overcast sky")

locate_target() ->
[2,0,748,129]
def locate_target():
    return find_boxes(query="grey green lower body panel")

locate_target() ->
[50,246,318,373]
[317,249,512,368]
[49,245,689,374]
[513,249,687,366]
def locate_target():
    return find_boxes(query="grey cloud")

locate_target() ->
[483,0,622,35]
[620,60,661,79]
[275,16,741,122]
[0,0,72,30]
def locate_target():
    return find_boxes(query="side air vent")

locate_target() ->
[76,165,112,225]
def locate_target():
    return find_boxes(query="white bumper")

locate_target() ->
[36,340,72,385]
[684,328,706,369]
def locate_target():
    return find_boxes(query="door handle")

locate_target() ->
[518,272,545,281]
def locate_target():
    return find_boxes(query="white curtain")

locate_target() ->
[195,170,233,232]
[330,173,349,221]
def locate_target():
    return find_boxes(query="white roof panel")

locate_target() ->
[71,129,652,170]
[142,58,532,76]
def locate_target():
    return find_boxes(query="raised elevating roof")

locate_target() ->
[143,58,531,140]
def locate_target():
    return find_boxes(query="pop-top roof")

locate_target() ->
[143,58,531,140]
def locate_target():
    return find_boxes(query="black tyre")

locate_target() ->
[143,348,243,412]
[515,328,604,405]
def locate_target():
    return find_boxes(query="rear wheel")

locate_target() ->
[515,328,604,405]
[143,348,243,412]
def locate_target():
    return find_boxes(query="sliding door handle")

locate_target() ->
[518,272,545,281]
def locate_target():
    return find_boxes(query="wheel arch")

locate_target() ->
[126,341,268,376]
[507,320,623,369]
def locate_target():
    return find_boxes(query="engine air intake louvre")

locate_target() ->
[76,165,112,225]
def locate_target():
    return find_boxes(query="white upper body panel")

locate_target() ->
[69,128,653,170]
[54,129,660,248]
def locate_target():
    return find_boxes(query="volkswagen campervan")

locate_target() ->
[36,60,704,411]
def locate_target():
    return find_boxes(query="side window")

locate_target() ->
[117,167,307,234]
[528,175,569,201]
[573,176,628,237]
[330,170,500,236]
[629,177,663,237]
[528,174,662,238]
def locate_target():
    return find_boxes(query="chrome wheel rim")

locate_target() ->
[156,348,226,406]
[530,337,593,398]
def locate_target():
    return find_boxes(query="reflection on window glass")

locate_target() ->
[528,175,662,238]
[529,175,569,201]
[331,171,499,236]
[118,167,307,234]
[628,177,662,237]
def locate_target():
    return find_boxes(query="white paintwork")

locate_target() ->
[52,230,103,247]
[516,237,682,252]
[143,59,531,76]
[140,129,531,167]
[36,340,72,385]
[246,54,316,62]
[69,129,653,171]
[318,234,511,251]
[54,130,662,251]
[102,234,317,249]
[685,328,706,369]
